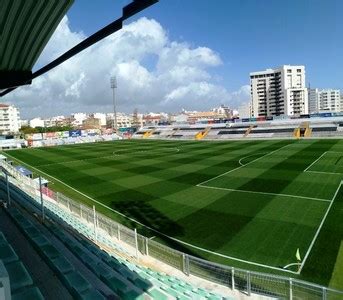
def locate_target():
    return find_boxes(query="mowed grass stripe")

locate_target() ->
[5,139,343,283]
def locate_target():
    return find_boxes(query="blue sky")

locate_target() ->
[7,0,343,118]
[68,0,343,91]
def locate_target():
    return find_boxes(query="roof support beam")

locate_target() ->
[0,0,158,97]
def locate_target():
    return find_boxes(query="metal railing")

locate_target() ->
[0,159,342,299]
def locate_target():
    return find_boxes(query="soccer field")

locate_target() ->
[4,139,343,287]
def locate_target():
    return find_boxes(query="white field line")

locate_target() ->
[304,150,343,174]
[283,262,301,269]
[238,152,267,166]
[4,151,298,274]
[197,142,293,186]
[297,180,343,274]
[306,170,343,175]
[303,151,328,172]
[197,185,331,203]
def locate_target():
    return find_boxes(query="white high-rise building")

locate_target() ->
[250,65,308,117]
[308,89,341,113]
[0,104,20,134]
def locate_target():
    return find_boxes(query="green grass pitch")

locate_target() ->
[4,139,343,289]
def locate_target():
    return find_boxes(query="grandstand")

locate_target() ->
[0,173,236,299]
[133,116,343,141]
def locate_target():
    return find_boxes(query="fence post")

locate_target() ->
[322,287,327,300]
[67,198,70,211]
[93,205,97,243]
[5,172,10,207]
[247,271,251,296]
[232,267,235,290]
[118,224,121,241]
[182,254,190,275]
[145,237,149,256]
[134,228,138,259]
[289,278,293,300]
[39,176,45,222]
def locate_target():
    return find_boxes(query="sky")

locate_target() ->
[4,0,343,119]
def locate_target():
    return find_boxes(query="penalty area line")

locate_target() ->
[196,184,331,203]
[197,142,293,186]
[238,152,267,166]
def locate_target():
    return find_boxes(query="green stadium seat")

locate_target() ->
[31,234,50,247]
[0,244,19,264]
[16,217,33,229]
[41,244,60,259]
[131,276,151,291]
[51,256,74,274]
[103,274,136,296]
[147,288,169,300]
[64,271,91,295]
[6,261,33,292]
[88,261,113,280]
[0,232,7,245]
[12,286,44,300]
[79,288,107,300]
[23,225,41,238]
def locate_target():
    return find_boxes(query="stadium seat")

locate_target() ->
[64,271,92,296]
[12,286,44,300]
[51,256,75,274]
[6,261,33,292]
[78,288,106,300]
[0,244,19,264]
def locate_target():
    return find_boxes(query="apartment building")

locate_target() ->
[0,104,20,134]
[250,65,308,117]
[308,88,341,113]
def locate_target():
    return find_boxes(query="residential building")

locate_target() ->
[29,118,45,128]
[212,105,233,118]
[0,104,20,134]
[250,65,308,117]
[20,119,29,127]
[308,88,320,114]
[92,113,106,126]
[71,113,87,126]
[308,89,341,113]
[106,113,132,128]
[238,102,251,119]
[82,117,101,129]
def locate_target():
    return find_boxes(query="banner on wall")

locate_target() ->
[69,130,82,137]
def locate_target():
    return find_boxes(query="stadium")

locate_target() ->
[0,1,343,300]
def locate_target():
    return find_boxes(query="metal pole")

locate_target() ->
[118,224,121,241]
[289,278,293,300]
[145,237,149,256]
[93,205,97,243]
[134,228,138,259]
[247,271,251,296]
[232,267,235,290]
[322,287,327,300]
[111,76,118,132]
[5,172,10,207]
[39,176,45,222]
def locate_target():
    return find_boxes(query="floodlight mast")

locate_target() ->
[110,76,118,132]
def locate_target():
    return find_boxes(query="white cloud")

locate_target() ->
[4,16,249,118]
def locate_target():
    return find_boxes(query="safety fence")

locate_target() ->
[0,159,342,300]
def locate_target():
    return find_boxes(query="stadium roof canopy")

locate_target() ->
[0,0,74,89]
[0,0,158,96]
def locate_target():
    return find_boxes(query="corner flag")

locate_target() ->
[296,248,301,261]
